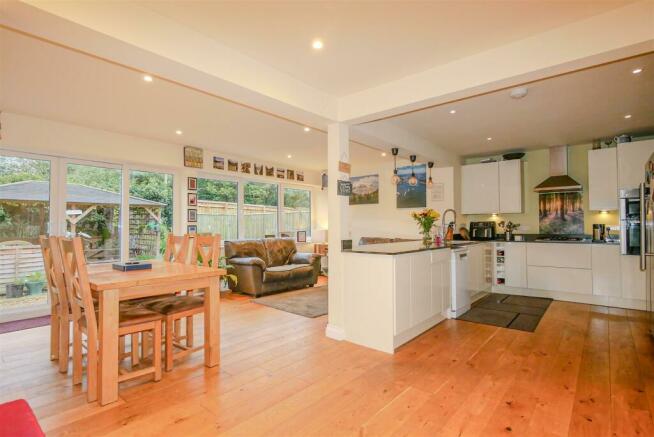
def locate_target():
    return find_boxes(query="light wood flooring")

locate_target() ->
[2,291,654,436]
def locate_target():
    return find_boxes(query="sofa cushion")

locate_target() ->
[225,239,268,265]
[264,238,297,267]
[263,264,313,283]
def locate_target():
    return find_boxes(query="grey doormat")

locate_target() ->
[252,286,327,318]
[457,293,552,332]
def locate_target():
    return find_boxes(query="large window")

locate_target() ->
[244,181,278,239]
[129,170,173,260]
[197,178,238,240]
[283,187,311,237]
[66,163,122,262]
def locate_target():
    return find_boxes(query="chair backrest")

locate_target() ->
[39,235,70,316]
[59,237,97,338]
[163,234,190,264]
[193,235,221,268]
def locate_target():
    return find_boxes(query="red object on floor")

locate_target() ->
[0,399,45,437]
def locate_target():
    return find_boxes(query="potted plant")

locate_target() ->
[218,256,238,291]
[498,221,520,241]
[23,271,46,295]
[6,278,25,298]
[411,208,441,246]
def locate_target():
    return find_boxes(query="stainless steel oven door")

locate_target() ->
[621,219,641,255]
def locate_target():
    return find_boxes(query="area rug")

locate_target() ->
[252,286,327,318]
[0,315,50,334]
[457,293,552,332]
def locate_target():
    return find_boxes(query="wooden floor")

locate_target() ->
[2,292,654,436]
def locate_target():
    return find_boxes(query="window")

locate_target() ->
[129,170,173,260]
[0,155,51,313]
[283,187,311,237]
[197,178,238,240]
[244,181,278,239]
[65,163,122,262]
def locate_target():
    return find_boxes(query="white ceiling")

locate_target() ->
[136,0,635,97]
[370,53,654,157]
[0,28,335,171]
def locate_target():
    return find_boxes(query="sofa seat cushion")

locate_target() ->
[263,264,313,283]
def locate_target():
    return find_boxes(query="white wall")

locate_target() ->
[349,144,457,244]
[0,112,327,236]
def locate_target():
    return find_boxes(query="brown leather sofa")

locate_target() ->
[224,238,321,297]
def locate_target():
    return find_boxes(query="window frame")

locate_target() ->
[281,185,312,238]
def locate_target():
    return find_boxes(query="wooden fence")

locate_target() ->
[0,242,44,295]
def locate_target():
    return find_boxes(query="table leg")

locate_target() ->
[98,288,119,405]
[204,277,220,367]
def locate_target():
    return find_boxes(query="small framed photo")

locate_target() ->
[187,209,197,223]
[184,146,203,168]
[187,225,197,234]
[187,177,197,191]
[187,192,197,206]
[297,230,307,243]
[213,156,225,170]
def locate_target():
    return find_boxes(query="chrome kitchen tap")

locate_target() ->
[441,209,457,240]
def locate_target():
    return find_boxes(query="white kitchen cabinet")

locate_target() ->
[620,255,646,300]
[591,245,621,296]
[527,266,593,295]
[588,148,618,211]
[504,243,527,288]
[466,243,491,294]
[618,139,654,189]
[499,160,523,213]
[430,250,450,316]
[461,162,499,214]
[527,243,592,269]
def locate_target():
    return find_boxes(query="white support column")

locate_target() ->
[326,123,350,341]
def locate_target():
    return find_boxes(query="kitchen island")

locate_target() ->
[342,241,490,353]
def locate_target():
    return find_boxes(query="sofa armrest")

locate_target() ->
[291,252,320,266]
[228,256,267,270]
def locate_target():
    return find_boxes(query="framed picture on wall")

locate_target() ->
[213,156,225,170]
[297,230,307,243]
[287,169,295,180]
[187,225,197,234]
[187,209,197,223]
[265,166,275,177]
[184,146,203,168]
[187,177,197,191]
[296,171,304,182]
[187,192,197,206]
[254,164,264,175]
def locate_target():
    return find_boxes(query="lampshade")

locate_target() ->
[312,229,328,243]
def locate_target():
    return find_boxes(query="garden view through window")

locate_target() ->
[283,188,311,237]
[244,182,278,239]
[197,178,238,240]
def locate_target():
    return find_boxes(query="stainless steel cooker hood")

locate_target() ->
[534,145,582,193]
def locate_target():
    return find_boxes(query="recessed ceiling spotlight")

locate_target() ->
[624,114,632,119]
[303,126,311,132]
[509,87,528,99]
[449,109,456,114]
[175,130,183,135]
[487,137,492,141]
[381,152,387,157]
[143,74,153,82]
[632,68,643,74]
[287,154,293,158]
[312,39,324,50]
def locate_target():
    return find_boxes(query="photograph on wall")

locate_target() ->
[254,164,264,175]
[297,230,307,243]
[396,164,426,208]
[350,174,379,205]
[287,169,295,180]
[265,166,275,177]
[228,159,238,172]
[241,162,251,174]
[276,168,286,179]
[187,209,197,222]
[296,171,304,182]
[213,156,225,170]
[187,192,197,206]
[184,146,203,168]
[187,177,197,191]
[187,225,197,234]
[538,192,584,234]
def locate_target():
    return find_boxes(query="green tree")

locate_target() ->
[198,179,237,202]
[244,182,277,206]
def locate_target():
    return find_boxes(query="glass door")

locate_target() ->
[0,153,53,321]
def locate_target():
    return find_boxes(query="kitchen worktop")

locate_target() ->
[343,240,486,255]
[491,234,619,245]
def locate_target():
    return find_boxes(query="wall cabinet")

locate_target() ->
[588,148,618,211]
[591,244,621,297]
[618,139,654,189]
[504,243,527,288]
[462,161,522,214]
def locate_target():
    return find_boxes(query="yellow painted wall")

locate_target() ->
[464,143,618,235]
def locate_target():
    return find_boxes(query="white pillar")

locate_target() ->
[326,122,350,340]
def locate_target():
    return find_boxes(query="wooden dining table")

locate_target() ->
[87,261,225,406]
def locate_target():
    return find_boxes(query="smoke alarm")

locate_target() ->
[509,87,528,99]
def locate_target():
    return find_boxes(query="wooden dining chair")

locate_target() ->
[58,237,163,402]
[163,234,190,264]
[144,234,221,371]
[39,235,72,373]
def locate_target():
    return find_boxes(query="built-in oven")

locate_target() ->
[620,188,643,255]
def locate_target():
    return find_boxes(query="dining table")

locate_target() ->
[87,260,225,406]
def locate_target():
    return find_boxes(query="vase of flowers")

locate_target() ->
[498,220,520,241]
[411,208,441,246]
